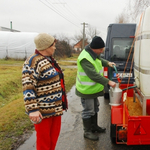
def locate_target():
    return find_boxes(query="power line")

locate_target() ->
[45,0,80,27]
[39,0,80,28]
[58,0,83,22]
[51,0,82,23]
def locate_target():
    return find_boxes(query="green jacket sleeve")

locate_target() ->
[100,58,109,67]
[80,58,109,86]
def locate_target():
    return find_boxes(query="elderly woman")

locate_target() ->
[22,33,68,150]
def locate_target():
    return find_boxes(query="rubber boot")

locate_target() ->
[91,113,106,133]
[82,118,99,141]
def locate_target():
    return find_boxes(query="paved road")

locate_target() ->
[17,85,150,150]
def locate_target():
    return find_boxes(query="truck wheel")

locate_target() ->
[104,92,109,99]
[111,137,116,144]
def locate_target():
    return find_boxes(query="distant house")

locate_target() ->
[0,26,20,32]
[73,39,89,52]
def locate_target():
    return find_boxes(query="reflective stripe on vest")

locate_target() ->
[77,77,96,85]
[78,70,103,85]
[79,70,103,76]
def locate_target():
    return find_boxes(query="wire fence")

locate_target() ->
[0,31,39,60]
[0,47,35,60]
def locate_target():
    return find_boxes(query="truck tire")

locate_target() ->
[110,123,116,144]
[111,136,116,144]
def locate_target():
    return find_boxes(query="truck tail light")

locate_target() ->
[146,99,150,115]
[129,36,135,38]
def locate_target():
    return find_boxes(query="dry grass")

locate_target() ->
[0,57,77,150]
[0,98,33,150]
[0,65,23,107]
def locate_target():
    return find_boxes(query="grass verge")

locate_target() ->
[0,58,77,150]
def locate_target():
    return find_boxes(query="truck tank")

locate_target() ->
[134,6,150,96]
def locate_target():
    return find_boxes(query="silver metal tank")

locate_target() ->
[109,83,122,106]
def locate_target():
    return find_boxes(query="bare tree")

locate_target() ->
[126,0,150,22]
[115,12,128,23]
[54,33,71,44]
[72,32,83,43]
[72,25,101,46]
[86,25,101,41]
[114,0,150,23]
[51,34,73,58]
[132,0,150,18]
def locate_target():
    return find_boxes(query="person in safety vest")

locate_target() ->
[75,36,116,141]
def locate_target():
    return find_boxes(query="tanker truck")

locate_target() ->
[110,6,150,145]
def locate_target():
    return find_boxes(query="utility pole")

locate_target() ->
[81,22,88,50]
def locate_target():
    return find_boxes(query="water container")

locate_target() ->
[134,37,140,88]
[109,83,122,106]
[134,6,150,96]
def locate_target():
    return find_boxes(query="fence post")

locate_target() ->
[5,47,8,60]
[24,48,27,60]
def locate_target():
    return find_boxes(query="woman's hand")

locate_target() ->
[29,111,43,123]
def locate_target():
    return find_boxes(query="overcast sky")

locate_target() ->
[0,0,129,42]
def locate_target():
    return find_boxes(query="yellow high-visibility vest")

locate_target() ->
[76,49,104,94]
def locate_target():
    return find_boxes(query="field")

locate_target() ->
[0,55,77,150]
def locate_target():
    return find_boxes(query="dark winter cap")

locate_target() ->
[90,36,105,49]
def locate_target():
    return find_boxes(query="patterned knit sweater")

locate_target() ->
[22,51,68,118]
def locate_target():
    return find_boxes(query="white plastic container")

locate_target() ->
[134,6,150,96]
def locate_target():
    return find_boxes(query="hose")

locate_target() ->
[113,65,118,74]
[113,65,121,83]
[122,85,137,91]
[112,65,137,90]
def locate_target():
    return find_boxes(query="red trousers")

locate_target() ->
[34,116,61,150]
